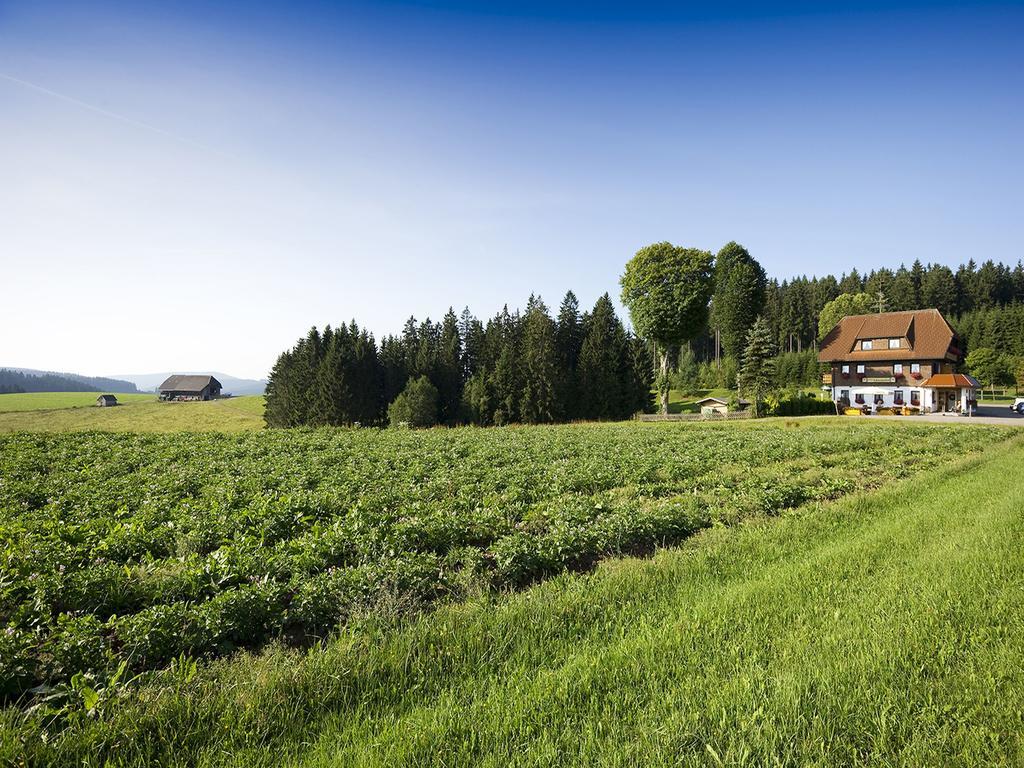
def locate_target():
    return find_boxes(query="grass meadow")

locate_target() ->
[0,393,265,432]
[0,392,156,412]
[0,419,1021,766]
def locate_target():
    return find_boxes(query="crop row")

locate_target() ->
[0,422,1009,702]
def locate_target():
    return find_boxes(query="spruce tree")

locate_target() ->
[313,325,352,426]
[519,297,560,423]
[437,309,463,424]
[910,259,926,307]
[737,316,776,418]
[577,294,627,420]
[711,242,768,359]
[554,291,584,419]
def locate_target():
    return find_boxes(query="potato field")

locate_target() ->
[0,421,1010,707]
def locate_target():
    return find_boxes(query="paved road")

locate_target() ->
[915,404,1024,426]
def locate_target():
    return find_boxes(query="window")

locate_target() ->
[840,389,850,402]
[911,391,920,406]
[889,338,901,349]
[856,364,865,374]
[893,390,904,405]
[855,394,865,404]
[862,340,873,350]
[911,363,920,374]
[874,394,884,405]
[841,364,850,374]
[894,363,903,375]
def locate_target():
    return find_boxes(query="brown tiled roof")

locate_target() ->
[818,308,957,363]
[920,373,979,389]
[158,375,222,393]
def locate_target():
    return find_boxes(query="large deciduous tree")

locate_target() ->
[817,292,875,340]
[620,242,714,414]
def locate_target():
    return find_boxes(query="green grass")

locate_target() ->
[0,391,155,413]
[0,394,265,432]
[1,422,1021,766]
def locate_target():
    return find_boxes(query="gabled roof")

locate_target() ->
[97,394,117,402]
[158,375,222,393]
[818,309,957,363]
[920,373,979,389]
[695,397,729,406]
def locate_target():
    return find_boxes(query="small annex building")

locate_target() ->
[96,394,118,407]
[158,375,223,401]
[694,397,729,416]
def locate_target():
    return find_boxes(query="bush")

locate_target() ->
[388,376,439,428]
[769,392,836,417]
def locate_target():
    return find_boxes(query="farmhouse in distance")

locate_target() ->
[820,308,978,415]
[158,374,223,401]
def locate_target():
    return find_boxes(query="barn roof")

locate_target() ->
[818,309,958,363]
[97,394,117,402]
[158,375,222,393]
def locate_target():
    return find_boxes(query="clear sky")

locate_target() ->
[1,1,1021,380]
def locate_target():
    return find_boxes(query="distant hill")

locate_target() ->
[1,368,140,394]
[112,372,267,396]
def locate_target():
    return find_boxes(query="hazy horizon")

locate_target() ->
[3,0,1022,380]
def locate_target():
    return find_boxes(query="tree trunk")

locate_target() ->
[660,347,670,415]
[715,328,720,369]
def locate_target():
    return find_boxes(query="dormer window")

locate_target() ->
[862,340,873,350]
[889,338,900,349]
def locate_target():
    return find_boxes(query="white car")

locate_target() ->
[1012,397,1024,415]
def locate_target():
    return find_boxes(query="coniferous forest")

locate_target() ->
[265,254,1024,427]
[265,292,652,427]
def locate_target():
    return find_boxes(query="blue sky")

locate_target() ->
[1,1,1021,379]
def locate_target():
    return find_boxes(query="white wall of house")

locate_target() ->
[831,385,976,413]
[832,385,925,410]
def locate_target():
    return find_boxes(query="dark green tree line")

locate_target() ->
[265,293,652,428]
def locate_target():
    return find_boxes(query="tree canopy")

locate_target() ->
[817,292,876,340]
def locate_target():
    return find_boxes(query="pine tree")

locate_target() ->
[737,316,776,418]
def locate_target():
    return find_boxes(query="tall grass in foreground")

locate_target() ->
[2,433,1022,766]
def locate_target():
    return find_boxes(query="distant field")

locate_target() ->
[0,392,155,412]
[0,394,265,432]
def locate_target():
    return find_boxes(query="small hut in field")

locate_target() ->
[96,394,118,407]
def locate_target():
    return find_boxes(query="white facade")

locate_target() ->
[831,383,974,413]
